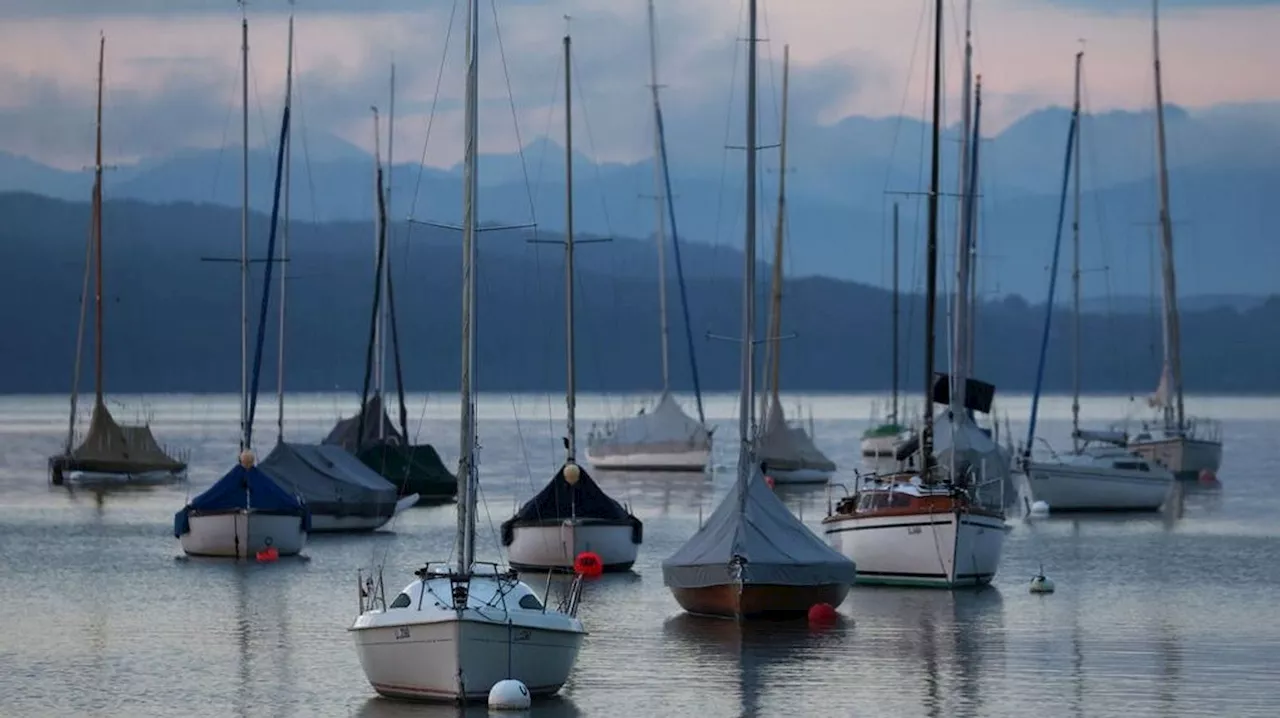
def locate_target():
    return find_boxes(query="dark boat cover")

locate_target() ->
[323,394,404,450]
[358,442,458,499]
[258,441,399,518]
[500,463,642,545]
[173,463,308,536]
[56,401,185,473]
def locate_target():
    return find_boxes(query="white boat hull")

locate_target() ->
[764,467,832,484]
[1129,436,1223,478]
[506,521,638,571]
[1024,461,1173,511]
[860,435,899,458]
[823,510,1006,588]
[585,447,710,472]
[179,511,307,558]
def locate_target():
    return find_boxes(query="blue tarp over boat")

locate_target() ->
[173,464,310,537]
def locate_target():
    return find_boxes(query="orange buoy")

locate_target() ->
[764,475,776,489]
[574,551,604,578]
[256,546,279,562]
[807,602,838,626]
[1198,469,1219,486]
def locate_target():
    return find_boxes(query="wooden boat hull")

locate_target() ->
[49,456,185,485]
[670,582,849,619]
[1128,436,1222,479]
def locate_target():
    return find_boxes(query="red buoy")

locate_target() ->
[1198,469,1219,486]
[764,475,776,489]
[807,602,838,625]
[574,551,604,578]
[256,546,279,563]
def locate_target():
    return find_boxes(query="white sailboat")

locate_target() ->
[585,0,710,473]
[860,203,911,460]
[503,32,643,573]
[1125,0,1224,479]
[1020,52,1175,513]
[823,1,1009,588]
[755,50,835,485]
[349,4,586,701]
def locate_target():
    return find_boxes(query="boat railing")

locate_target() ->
[357,566,388,614]
[556,573,586,617]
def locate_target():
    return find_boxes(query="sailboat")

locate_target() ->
[324,69,459,503]
[661,13,856,619]
[174,13,309,558]
[349,4,586,701]
[502,33,643,573]
[860,203,910,459]
[584,0,711,473]
[821,0,1009,588]
[754,52,836,486]
[1019,52,1175,513]
[48,36,187,487]
[1125,0,1224,480]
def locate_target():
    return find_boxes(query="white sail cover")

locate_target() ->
[587,391,709,457]
[756,399,835,473]
[932,410,1010,485]
[662,462,856,589]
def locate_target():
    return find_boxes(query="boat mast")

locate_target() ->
[92,34,105,412]
[762,45,789,419]
[379,63,396,440]
[738,0,759,513]
[891,201,899,425]
[563,33,577,464]
[1151,0,1184,432]
[277,5,294,443]
[239,7,250,451]
[1071,50,1083,451]
[921,0,942,475]
[456,0,480,574]
[646,0,670,395]
[951,0,973,418]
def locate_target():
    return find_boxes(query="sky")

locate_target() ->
[0,0,1276,170]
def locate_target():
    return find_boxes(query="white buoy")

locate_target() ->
[1029,500,1050,516]
[1030,565,1055,594]
[488,679,531,711]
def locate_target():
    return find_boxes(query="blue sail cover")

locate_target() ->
[173,464,309,537]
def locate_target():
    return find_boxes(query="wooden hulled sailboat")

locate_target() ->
[662,11,856,619]
[503,33,642,573]
[49,37,187,486]
[754,50,835,486]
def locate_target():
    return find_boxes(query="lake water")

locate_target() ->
[1,392,1278,717]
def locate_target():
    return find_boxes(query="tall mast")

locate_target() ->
[891,201,899,424]
[738,0,759,513]
[381,62,395,440]
[951,0,974,416]
[1070,51,1083,450]
[456,0,480,574]
[563,33,577,463]
[646,0,671,394]
[239,10,250,451]
[91,35,105,409]
[1151,0,1184,431]
[277,6,294,443]
[921,0,943,474]
[763,45,790,415]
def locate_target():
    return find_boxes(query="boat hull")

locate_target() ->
[1129,436,1223,479]
[308,512,393,533]
[764,466,832,484]
[179,511,307,558]
[351,613,584,701]
[1024,460,1173,512]
[507,521,638,572]
[823,510,1006,588]
[860,434,899,458]
[669,582,849,619]
[585,447,710,472]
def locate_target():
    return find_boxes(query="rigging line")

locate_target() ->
[569,49,616,240]
[208,58,240,203]
[490,0,538,227]
[404,0,459,229]
[710,0,747,261]
[288,31,323,227]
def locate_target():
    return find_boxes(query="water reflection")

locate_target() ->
[591,470,715,517]
[353,695,581,718]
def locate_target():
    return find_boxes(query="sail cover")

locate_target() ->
[501,463,641,543]
[258,441,399,518]
[932,410,1011,485]
[324,394,404,450]
[587,392,709,456]
[756,400,835,473]
[62,402,185,472]
[173,463,307,536]
[662,463,855,589]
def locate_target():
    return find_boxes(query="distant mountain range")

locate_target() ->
[1,101,1276,301]
[3,193,1276,396]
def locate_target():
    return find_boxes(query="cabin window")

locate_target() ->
[1113,461,1147,471]
[518,594,544,610]
[389,593,412,609]
[890,493,914,508]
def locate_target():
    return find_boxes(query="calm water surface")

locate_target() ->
[1,392,1277,717]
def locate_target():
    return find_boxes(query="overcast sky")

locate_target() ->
[1,0,1276,169]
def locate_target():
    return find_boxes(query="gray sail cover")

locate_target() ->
[258,441,399,517]
[756,400,836,473]
[588,391,709,456]
[932,410,1011,484]
[662,462,856,589]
